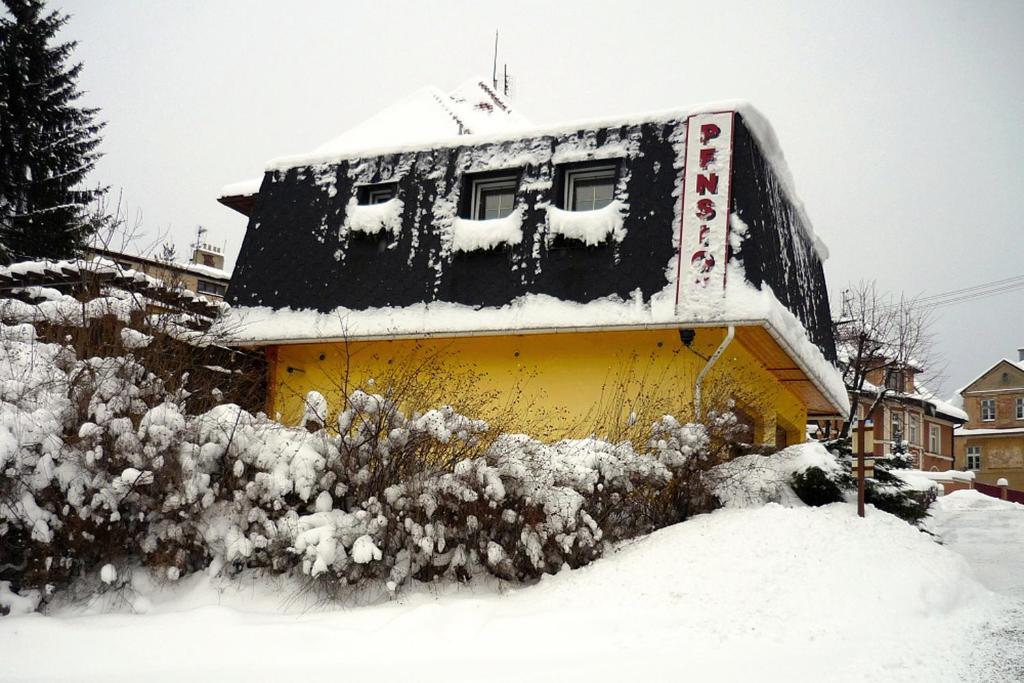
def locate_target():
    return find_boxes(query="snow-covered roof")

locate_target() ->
[313,79,530,158]
[219,78,530,201]
[179,261,231,281]
[851,377,968,423]
[92,247,231,282]
[218,177,262,199]
[955,426,1024,437]
[224,82,823,263]
[216,266,850,416]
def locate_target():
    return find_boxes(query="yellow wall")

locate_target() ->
[267,326,807,445]
[954,435,1024,490]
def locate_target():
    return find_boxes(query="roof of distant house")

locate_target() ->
[91,247,231,283]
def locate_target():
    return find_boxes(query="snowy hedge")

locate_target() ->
[0,301,927,615]
[1,315,749,613]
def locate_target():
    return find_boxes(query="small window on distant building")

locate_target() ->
[1017,397,1023,420]
[563,165,616,211]
[908,414,920,445]
[884,370,905,393]
[358,183,398,205]
[966,446,981,471]
[981,398,996,422]
[197,279,227,297]
[929,424,940,453]
[470,175,518,220]
[890,412,903,443]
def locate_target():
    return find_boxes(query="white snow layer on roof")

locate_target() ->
[216,260,849,414]
[218,177,262,199]
[311,78,531,158]
[262,93,827,262]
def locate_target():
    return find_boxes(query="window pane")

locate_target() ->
[572,177,614,211]
[368,189,394,204]
[480,188,514,219]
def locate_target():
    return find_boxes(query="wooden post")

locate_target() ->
[857,418,867,518]
[998,478,1009,500]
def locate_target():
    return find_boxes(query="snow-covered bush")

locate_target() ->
[787,438,936,523]
[0,283,782,613]
[0,312,737,611]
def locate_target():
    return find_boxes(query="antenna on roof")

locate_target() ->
[192,225,207,252]
[503,63,514,98]
[492,29,499,90]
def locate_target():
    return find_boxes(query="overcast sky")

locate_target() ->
[56,0,1022,397]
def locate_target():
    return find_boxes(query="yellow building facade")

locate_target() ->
[265,325,818,447]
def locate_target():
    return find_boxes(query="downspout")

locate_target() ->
[694,325,735,420]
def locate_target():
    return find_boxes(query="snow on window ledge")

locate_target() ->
[546,200,626,246]
[451,208,523,253]
[344,198,404,236]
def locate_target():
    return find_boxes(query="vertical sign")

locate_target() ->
[675,112,735,307]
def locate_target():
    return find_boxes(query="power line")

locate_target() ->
[914,274,1024,304]
[856,273,1024,314]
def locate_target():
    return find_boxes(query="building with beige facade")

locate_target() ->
[953,352,1024,490]
[90,242,231,299]
[846,363,966,470]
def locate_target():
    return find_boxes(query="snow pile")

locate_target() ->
[450,209,523,252]
[343,197,405,237]
[546,200,626,246]
[0,500,1013,682]
[707,441,842,508]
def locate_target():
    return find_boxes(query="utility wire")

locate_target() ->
[856,273,1024,314]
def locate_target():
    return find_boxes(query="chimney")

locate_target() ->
[1018,348,1024,362]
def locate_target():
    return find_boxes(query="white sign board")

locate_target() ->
[675,112,736,305]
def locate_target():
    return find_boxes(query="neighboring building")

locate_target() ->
[953,352,1024,490]
[845,361,966,470]
[90,242,232,299]
[216,78,849,441]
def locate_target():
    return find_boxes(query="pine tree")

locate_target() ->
[0,0,104,263]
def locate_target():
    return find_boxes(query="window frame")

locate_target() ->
[196,279,227,297]
[468,173,519,221]
[908,414,920,445]
[884,371,906,393]
[562,164,617,212]
[890,411,903,443]
[966,446,981,471]
[980,398,996,422]
[356,182,399,206]
[928,424,940,453]
[1016,397,1023,420]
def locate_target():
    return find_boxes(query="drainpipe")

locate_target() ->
[694,325,735,420]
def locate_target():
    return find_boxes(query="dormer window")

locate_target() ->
[884,370,906,393]
[564,165,616,211]
[470,175,518,220]
[358,182,398,205]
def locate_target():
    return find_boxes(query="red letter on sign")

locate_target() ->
[700,123,721,144]
[696,198,716,220]
[691,250,716,273]
[699,148,716,169]
[696,173,719,195]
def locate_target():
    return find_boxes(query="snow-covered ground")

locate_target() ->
[2,498,1021,682]
[927,491,1024,681]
